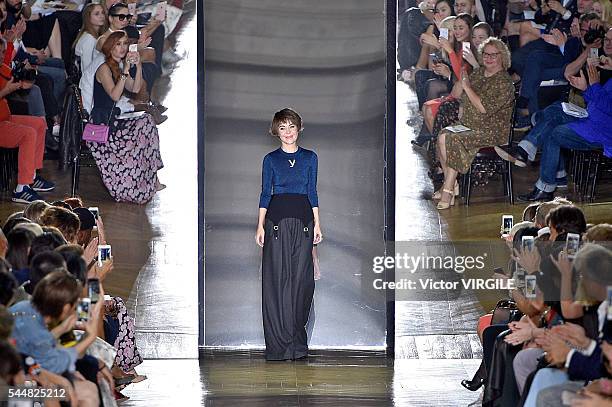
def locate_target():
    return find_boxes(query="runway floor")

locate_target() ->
[1,8,612,406]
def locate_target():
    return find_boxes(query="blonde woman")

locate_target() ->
[434,38,515,209]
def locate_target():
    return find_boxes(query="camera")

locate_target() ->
[584,26,605,45]
[12,61,37,82]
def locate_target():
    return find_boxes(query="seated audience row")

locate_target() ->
[1,198,146,404]
[1,0,183,204]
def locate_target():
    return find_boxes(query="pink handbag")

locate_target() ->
[82,123,110,143]
[82,103,116,144]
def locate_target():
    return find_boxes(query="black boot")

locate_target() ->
[517,187,554,202]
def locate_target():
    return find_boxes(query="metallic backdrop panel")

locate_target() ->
[204,0,387,348]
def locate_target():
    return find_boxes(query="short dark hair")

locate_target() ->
[39,207,80,243]
[56,245,87,284]
[28,251,67,295]
[2,217,31,236]
[0,263,17,306]
[31,271,81,320]
[547,205,587,235]
[29,231,67,263]
[6,228,36,270]
[269,108,303,136]
[0,340,22,385]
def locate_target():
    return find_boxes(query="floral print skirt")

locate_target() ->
[87,113,163,204]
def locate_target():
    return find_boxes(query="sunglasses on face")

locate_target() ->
[111,13,132,21]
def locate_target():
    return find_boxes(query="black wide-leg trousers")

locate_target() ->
[262,217,314,361]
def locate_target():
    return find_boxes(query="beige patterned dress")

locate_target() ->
[445,67,515,174]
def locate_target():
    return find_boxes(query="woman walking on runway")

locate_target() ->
[255,108,323,361]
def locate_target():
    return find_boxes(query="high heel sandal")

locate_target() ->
[432,181,459,200]
[436,189,456,210]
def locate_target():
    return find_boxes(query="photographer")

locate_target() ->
[0,36,55,204]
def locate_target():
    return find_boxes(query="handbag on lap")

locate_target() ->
[82,103,116,144]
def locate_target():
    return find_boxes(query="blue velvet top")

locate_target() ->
[259,147,319,209]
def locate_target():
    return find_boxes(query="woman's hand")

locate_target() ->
[420,32,440,49]
[255,226,265,247]
[570,17,581,38]
[91,258,114,282]
[551,322,591,349]
[568,70,588,91]
[550,251,572,280]
[512,246,541,274]
[587,62,600,86]
[0,78,22,97]
[83,236,99,266]
[463,47,479,68]
[547,0,565,14]
[505,318,535,345]
[438,37,453,53]
[137,35,152,49]
[600,56,612,71]
[432,62,451,78]
[313,224,323,245]
[542,28,567,47]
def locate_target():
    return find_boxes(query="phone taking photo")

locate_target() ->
[565,233,580,259]
[522,235,535,251]
[501,215,513,235]
[77,298,91,322]
[439,28,449,40]
[97,244,112,266]
[155,1,167,20]
[88,278,100,303]
[129,43,138,53]
[525,275,537,298]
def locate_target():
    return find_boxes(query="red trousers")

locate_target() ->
[0,115,47,185]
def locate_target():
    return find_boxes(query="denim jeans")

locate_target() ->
[522,368,569,407]
[519,102,577,162]
[37,58,66,107]
[536,124,602,192]
[27,84,46,117]
[519,49,566,115]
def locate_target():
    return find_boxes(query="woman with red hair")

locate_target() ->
[88,31,163,203]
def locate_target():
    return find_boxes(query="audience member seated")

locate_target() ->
[416,16,484,147]
[10,271,102,406]
[513,59,611,201]
[23,200,52,224]
[0,37,55,204]
[496,26,610,175]
[514,13,603,128]
[433,38,515,209]
[5,227,36,285]
[398,0,437,80]
[39,206,81,245]
[89,31,164,203]
[98,4,163,115]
